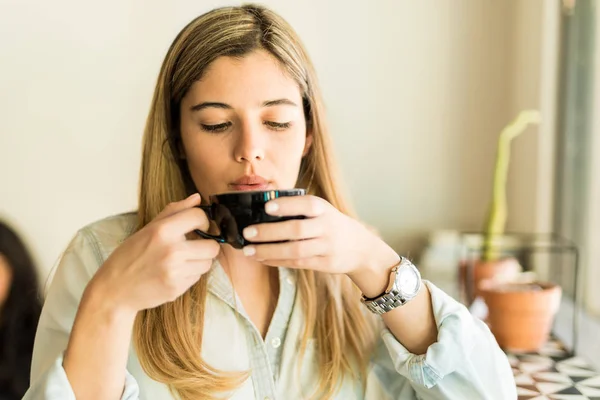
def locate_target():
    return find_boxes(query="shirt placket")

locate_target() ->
[207,262,297,400]
[263,268,297,383]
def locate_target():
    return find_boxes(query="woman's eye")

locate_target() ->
[264,121,291,131]
[201,122,231,133]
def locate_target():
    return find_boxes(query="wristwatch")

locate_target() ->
[360,257,422,315]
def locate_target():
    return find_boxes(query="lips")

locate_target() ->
[229,175,270,191]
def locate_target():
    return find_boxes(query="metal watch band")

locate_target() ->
[362,287,409,315]
[360,257,421,315]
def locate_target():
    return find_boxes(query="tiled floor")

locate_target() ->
[508,338,600,399]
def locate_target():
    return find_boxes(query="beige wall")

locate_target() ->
[0,0,551,282]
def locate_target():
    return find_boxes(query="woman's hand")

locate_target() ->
[240,195,398,277]
[88,193,219,314]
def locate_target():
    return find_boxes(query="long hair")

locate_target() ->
[133,4,377,399]
[0,221,42,399]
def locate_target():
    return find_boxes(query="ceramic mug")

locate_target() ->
[194,188,306,249]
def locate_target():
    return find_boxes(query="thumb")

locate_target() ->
[155,193,202,221]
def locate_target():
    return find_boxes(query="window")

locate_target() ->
[554,0,600,316]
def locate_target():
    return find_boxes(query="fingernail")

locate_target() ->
[265,202,279,214]
[188,193,200,200]
[243,246,256,256]
[243,227,257,239]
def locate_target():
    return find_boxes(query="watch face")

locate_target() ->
[396,264,421,296]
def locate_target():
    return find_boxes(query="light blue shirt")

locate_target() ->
[24,213,517,399]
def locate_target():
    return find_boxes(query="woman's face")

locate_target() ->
[179,49,312,199]
[0,254,13,306]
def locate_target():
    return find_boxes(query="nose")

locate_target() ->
[233,122,265,163]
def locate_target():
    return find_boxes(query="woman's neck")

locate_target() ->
[218,244,274,283]
[218,244,280,338]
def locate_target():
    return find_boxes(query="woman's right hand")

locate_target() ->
[88,193,219,314]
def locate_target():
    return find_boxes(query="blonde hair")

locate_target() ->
[133,4,377,399]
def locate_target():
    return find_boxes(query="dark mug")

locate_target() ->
[194,188,306,249]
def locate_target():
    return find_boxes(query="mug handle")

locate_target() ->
[194,205,226,243]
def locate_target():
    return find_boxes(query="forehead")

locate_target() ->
[185,49,302,105]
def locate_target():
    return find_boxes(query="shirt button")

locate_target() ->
[271,337,281,348]
[286,276,294,285]
[264,397,271,400]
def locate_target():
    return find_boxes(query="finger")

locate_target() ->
[179,239,221,260]
[184,259,214,276]
[156,207,211,240]
[264,195,326,218]
[244,238,329,261]
[155,193,202,221]
[243,217,323,243]
[176,269,207,293]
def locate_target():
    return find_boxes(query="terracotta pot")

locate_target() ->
[473,257,522,298]
[479,281,562,352]
[459,257,522,304]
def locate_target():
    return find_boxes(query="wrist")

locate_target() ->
[83,277,138,324]
[347,236,400,298]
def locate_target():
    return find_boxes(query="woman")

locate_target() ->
[25,4,516,400]
[0,221,42,400]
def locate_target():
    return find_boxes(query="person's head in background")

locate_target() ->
[0,221,42,399]
[134,4,373,400]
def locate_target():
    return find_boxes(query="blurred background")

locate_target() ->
[0,0,598,357]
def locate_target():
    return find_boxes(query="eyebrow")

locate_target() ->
[190,98,298,112]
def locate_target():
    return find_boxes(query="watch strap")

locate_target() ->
[360,257,420,315]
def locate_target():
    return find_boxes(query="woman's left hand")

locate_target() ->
[241,195,395,275]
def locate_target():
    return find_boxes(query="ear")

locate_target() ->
[302,129,313,157]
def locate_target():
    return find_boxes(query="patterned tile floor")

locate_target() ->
[507,338,600,399]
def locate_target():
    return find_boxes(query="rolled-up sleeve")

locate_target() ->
[23,229,140,400]
[369,281,517,400]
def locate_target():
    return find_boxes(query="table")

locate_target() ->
[508,336,600,399]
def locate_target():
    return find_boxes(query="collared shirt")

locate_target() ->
[24,213,517,399]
